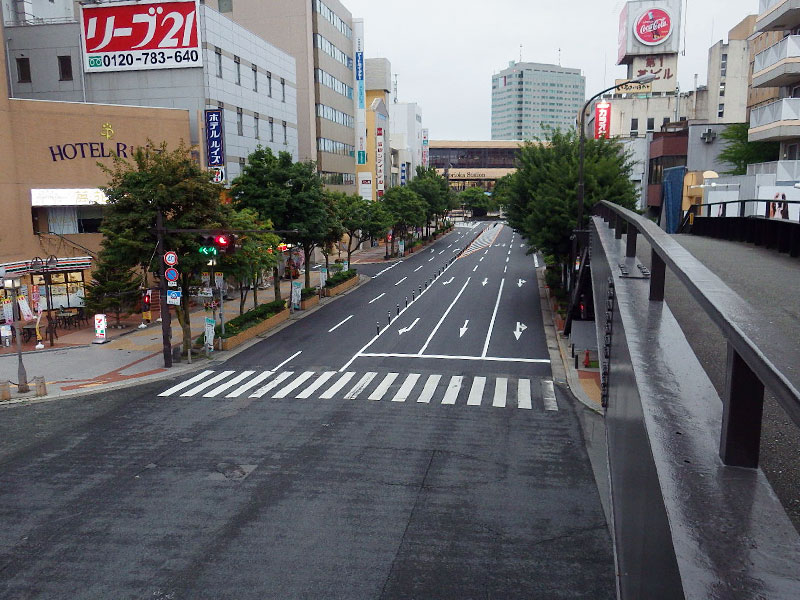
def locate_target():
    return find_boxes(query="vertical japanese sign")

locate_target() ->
[354,20,367,165]
[205,109,226,171]
[594,102,611,139]
[421,129,429,168]
[17,295,34,321]
[400,163,407,186]
[376,126,385,195]
[81,0,202,73]
[358,172,373,201]
[2,298,13,324]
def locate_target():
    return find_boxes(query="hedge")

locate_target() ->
[215,298,286,339]
[325,269,357,288]
[300,286,317,300]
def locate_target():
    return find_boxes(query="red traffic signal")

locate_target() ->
[142,290,151,311]
[214,234,230,248]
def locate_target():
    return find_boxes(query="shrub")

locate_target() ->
[215,298,286,339]
[325,269,357,287]
[300,287,317,300]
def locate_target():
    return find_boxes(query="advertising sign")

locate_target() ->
[201,272,210,285]
[358,172,372,201]
[617,1,681,65]
[400,163,407,186]
[614,79,653,94]
[2,298,13,324]
[17,295,34,322]
[421,129,430,168]
[31,285,41,314]
[210,166,226,184]
[319,267,327,288]
[354,19,368,165]
[634,8,673,46]
[376,127,385,193]
[594,102,611,140]
[291,281,302,310]
[80,0,202,73]
[205,109,225,168]
[95,314,107,340]
[204,316,215,348]
[398,240,405,255]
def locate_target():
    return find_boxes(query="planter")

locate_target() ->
[324,275,358,297]
[220,308,290,351]
[300,295,319,310]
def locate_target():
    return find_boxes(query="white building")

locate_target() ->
[389,101,424,184]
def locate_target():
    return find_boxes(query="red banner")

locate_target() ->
[594,102,611,140]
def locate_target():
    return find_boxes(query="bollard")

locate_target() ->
[405,296,408,308]
[376,321,380,335]
[412,291,415,301]
[397,304,400,316]
[0,380,10,401]
[425,281,428,289]
[575,354,579,369]
[387,311,391,324]
[33,376,47,397]
[419,286,422,295]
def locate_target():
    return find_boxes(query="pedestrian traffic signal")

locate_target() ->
[142,290,151,312]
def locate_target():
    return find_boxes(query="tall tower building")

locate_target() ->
[491,61,585,140]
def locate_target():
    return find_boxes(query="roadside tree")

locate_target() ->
[381,186,427,255]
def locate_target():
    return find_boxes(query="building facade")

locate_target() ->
[491,61,585,140]
[429,141,522,193]
[706,17,754,124]
[389,101,424,184]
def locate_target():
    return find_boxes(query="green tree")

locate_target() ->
[492,173,515,211]
[319,191,345,270]
[100,140,230,353]
[84,251,143,327]
[459,186,497,217]
[331,191,371,265]
[381,187,427,255]
[718,122,780,175]
[409,166,453,234]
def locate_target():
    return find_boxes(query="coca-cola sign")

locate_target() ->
[634,8,672,46]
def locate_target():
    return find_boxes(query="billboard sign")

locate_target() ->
[81,0,202,73]
[376,127,385,192]
[633,8,673,46]
[354,20,368,165]
[594,102,611,140]
[617,1,681,65]
[205,109,225,168]
[421,129,429,168]
[358,172,372,201]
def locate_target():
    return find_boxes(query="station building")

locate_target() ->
[429,140,523,193]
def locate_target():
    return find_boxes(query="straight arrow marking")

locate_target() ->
[459,320,469,337]
[482,278,488,286]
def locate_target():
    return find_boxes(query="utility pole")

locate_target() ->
[156,211,172,368]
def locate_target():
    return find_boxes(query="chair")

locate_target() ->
[76,307,90,327]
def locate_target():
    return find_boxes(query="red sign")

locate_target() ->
[594,102,611,140]
[81,0,202,72]
[634,8,672,46]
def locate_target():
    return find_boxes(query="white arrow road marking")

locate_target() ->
[373,261,402,277]
[395,276,408,286]
[442,277,454,285]
[534,255,540,268]
[419,277,471,354]
[328,315,353,333]
[459,320,469,337]
[520,244,524,249]
[430,249,435,253]
[482,278,488,286]
[414,265,423,272]
[398,318,420,335]
[518,279,526,288]
[514,321,528,341]
[368,293,385,304]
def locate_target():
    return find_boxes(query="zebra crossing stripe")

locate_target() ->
[442,376,463,405]
[296,371,336,398]
[392,373,420,402]
[493,378,507,408]
[369,373,399,401]
[226,371,273,398]
[345,372,377,399]
[203,371,256,398]
[180,371,236,397]
[250,371,293,398]
[467,376,486,406]
[417,374,441,403]
[542,380,559,411]
[272,371,316,399]
[517,379,532,409]
[158,370,214,396]
[320,372,356,399]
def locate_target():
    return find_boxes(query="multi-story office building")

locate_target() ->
[707,17,754,124]
[4,0,298,182]
[204,0,357,192]
[491,61,585,140]
[362,58,391,200]
[389,102,424,185]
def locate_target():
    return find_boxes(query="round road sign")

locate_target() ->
[164,251,179,266]
[164,267,179,282]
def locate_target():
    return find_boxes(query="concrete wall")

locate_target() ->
[687,123,733,173]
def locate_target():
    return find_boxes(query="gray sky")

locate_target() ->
[345,0,758,140]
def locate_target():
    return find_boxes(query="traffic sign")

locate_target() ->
[165,267,179,282]
[166,290,182,306]
[164,251,179,267]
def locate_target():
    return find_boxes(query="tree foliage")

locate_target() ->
[381,186,427,255]
[408,166,454,233]
[459,186,497,217]
[84,251,142,326]
[330,191,370,265]
[718,122,780,175]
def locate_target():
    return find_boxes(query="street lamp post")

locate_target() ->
[30,255,58,347]
[4,277,29,393]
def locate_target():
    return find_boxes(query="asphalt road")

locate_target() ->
[0,223,614,599]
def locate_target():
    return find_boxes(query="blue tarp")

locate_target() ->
[662,166,687,234]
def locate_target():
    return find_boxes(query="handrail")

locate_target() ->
[594,200,800,465]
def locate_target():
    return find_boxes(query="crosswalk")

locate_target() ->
[158,369,558,411]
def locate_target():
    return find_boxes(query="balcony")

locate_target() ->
[757,0,800,32]
[753,35,800,88]
[746,159,800,180]
[749,98,800,141]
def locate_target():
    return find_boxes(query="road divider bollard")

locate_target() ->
[405,297,408,308]
[397,304,400,316]
[0,381,10,401]
[387,311,391,325]
[377,322,380,335]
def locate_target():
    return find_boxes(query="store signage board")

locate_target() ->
[595,102,611,140]
[31,188,108,206]
[80,0,202,73]
[205,109,225,168]
[633,8,673,46]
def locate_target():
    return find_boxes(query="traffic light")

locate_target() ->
[214,234,237,254]
[142,290,151,312]
[198,235,218,256]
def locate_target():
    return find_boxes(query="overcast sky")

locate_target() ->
[344,0,758,140]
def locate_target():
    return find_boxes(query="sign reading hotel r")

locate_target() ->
[49,142,130,162]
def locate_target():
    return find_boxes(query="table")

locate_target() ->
[55,311,76,329]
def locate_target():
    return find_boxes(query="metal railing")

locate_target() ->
[754,34,800,74]
[594,200,800,468]
[759,0,788,15]
[750,97,800,128]
[690,198,800,219]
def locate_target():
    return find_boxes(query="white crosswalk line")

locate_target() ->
[159,370,214,396]
[442,376,463,405]
[517,379,532,409]
[417,374,441,403]
[296,371,336,398]
[493,378,508,408]
[180,371,236,397]
[345,372,377,399]
[226,371,273,398]
[369,373,399,401]
[272,371,315,398]
[320,372,356,399]
[392,374,420,402]
[250,371,293,398]
[203,370,256,398]
[467,376,486,406]
[542,380,559,411]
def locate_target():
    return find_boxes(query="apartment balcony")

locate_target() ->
[746,160,800,181]
[749,98,800,141]
[753,35,800,88]
[757,0,800,32]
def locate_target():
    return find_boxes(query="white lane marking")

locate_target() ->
[418,277,471,354]
[484,249,489,255]
[272,371,315,398]
[414,266,423,272]
[180,371,236,397]
[275,351,302,370]
[493,378,508,408]
[226,370,273,398]
[441,376,463,405]
[369,373,399,401]
[203,370,256,398]
[504,266,508,273]
[328,315,353,333]
[447,244,453,248]
[417,374,442,403]
[344,372,377,399]
[398,318,420,335]
[296,371,336,398]
[442,277,454,285]
[428,257,435,262]
[395,276,408,286]
[392,373,421,402]
[473,265,478,272]
[369,293,386,304]
[481,278,505,358]
[534,255,540,268]
[506,256,509,263]
[480,257,484,262]
[520,244,525,249]
[159,370,214,396]
[320,371,356,399]
[439,250,445,254]
[358,353,551,364]
[467,376,486,406]
[542,380,559,411]
[518,379,532,409]
[250,371,293,398]
[373,261,402,277]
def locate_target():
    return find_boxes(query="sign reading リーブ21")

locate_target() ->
[80,0,202,73]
